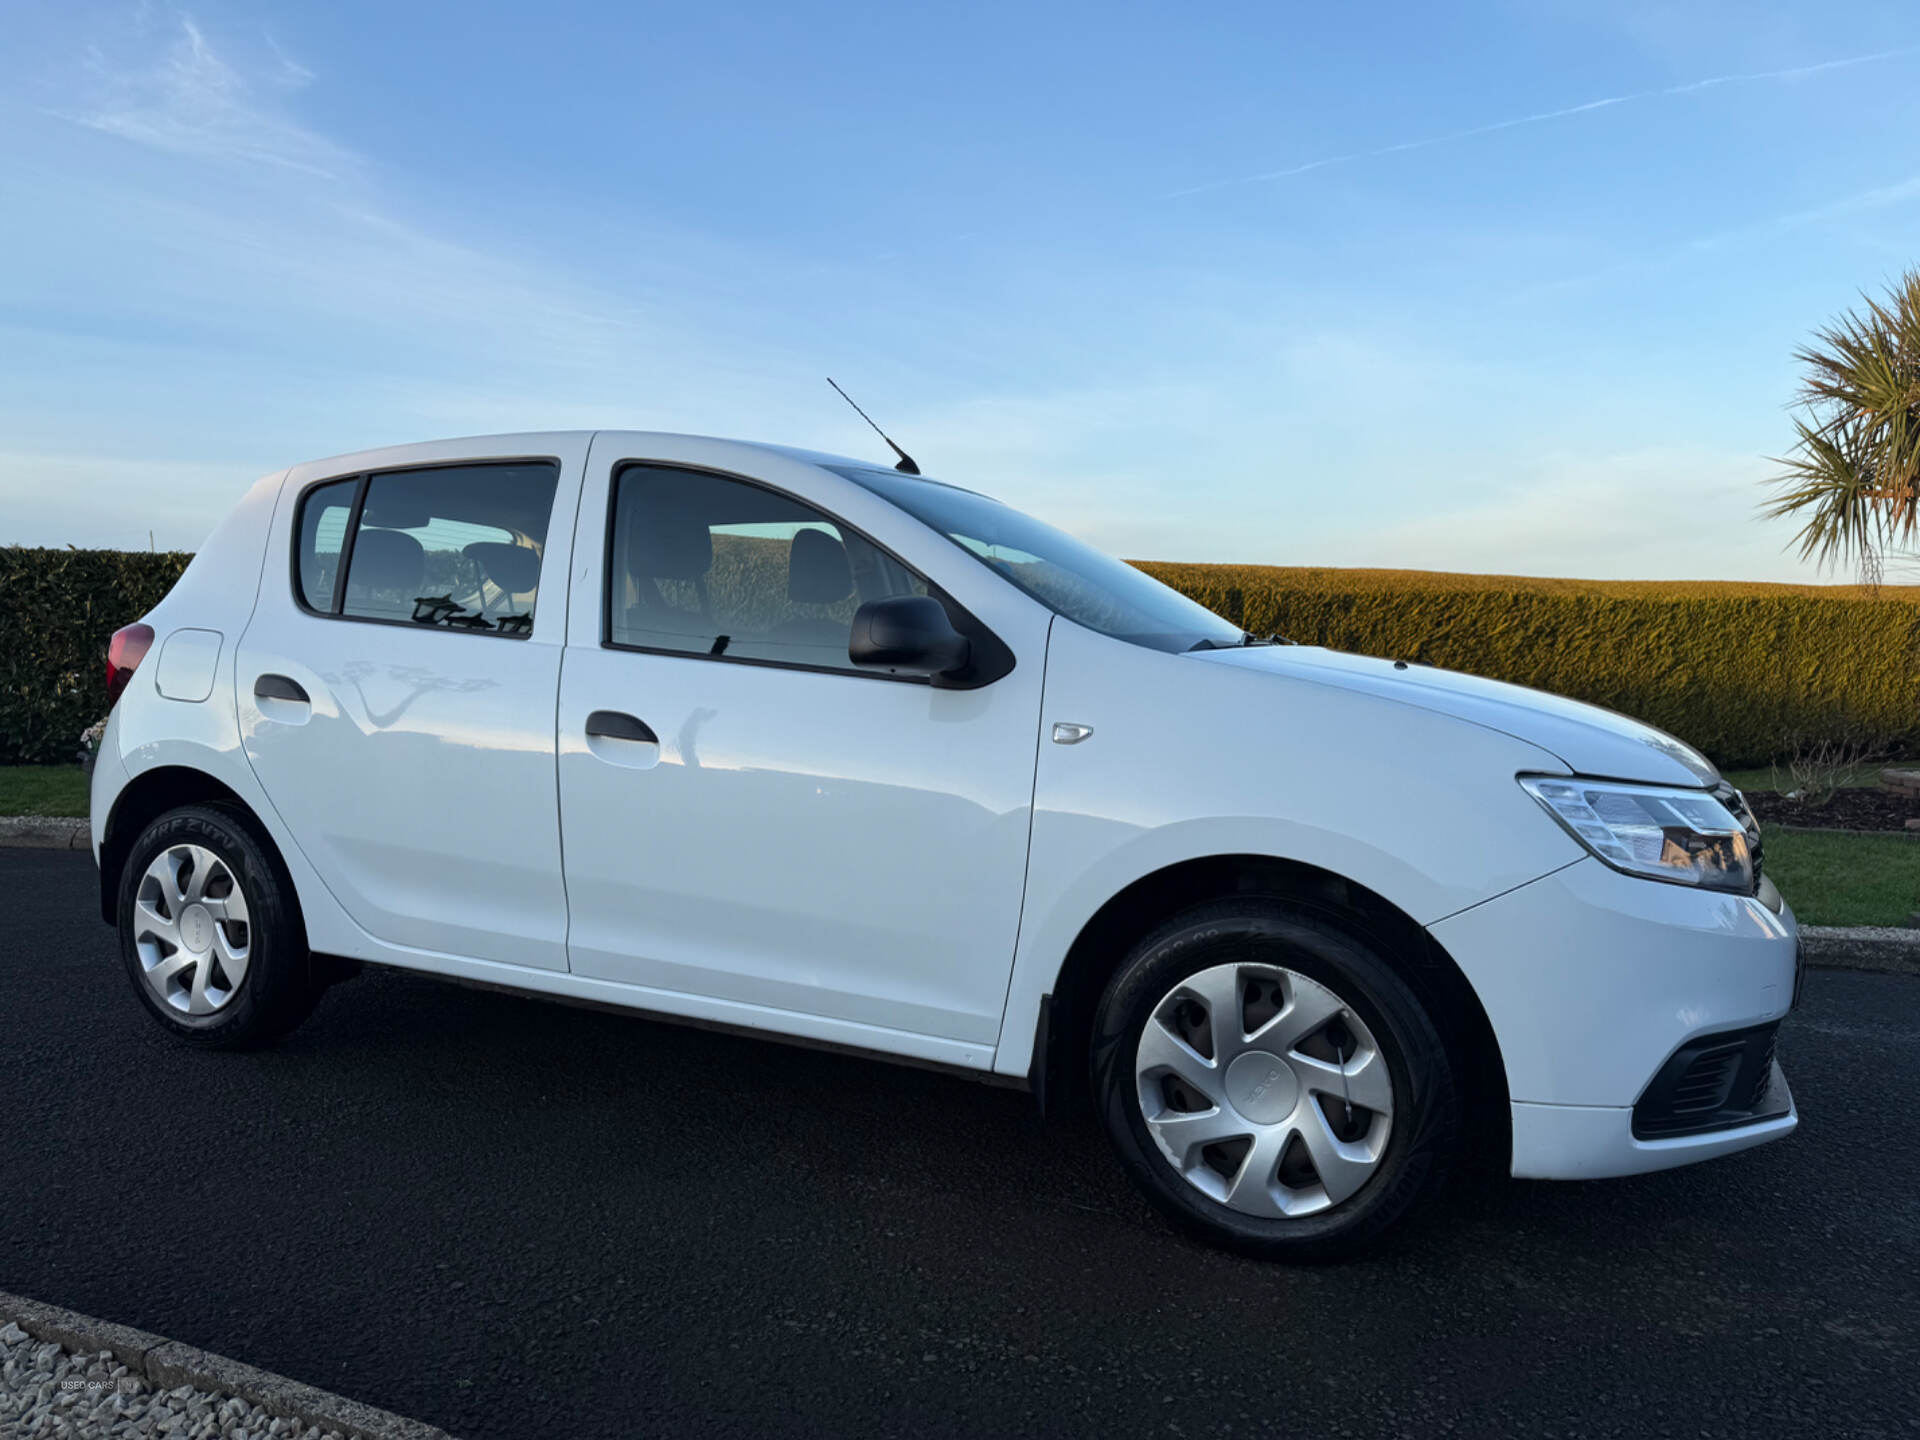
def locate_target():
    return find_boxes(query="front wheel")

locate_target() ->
[117,805,319,1048]
[1091,900,1459,1261]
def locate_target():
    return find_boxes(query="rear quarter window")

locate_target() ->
[295,477,358,612]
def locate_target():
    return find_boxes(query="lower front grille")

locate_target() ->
[1746,1030,1780,1109]
[1667,1044,1743,1115]
[1633,1022,1787,1140]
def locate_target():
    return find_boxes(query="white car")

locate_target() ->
[91,431,1799,1258]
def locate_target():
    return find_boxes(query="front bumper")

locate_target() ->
[1511,1066,1796,1180]
[1429,856,1799,1181]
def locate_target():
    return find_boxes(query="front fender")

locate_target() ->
[992,622,1584,1078]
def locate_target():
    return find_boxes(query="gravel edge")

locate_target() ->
[2,815,1913,975]
[0,1290,452,1440]
[1797,925,1920,975]
[0,815,89,849]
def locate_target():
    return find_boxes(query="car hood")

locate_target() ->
[1192,645,1719,788]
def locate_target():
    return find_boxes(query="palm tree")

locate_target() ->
[1766,269,1920,584]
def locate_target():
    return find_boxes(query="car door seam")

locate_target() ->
[991,613,1055,1058]
[552,431,599,973]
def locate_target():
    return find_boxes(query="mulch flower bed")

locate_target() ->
[1744,788,1920,833]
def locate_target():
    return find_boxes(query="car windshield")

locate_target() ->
[832,466,1246,654]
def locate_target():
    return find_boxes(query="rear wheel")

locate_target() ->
[1091,899,1458,1260]
[117,805,319,1048]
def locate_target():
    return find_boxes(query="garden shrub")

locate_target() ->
[1137,563,1920,766]
[4,544,1914,769]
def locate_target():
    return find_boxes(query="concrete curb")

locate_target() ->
[0,1289,452,1440]
[1798,925,1920,977]
[0,815,88,849]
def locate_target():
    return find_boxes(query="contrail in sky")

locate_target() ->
[1165,45,1920,200]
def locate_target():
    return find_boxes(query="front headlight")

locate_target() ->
[1519,775,1754,894]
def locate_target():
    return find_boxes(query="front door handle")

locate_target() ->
[254,673,310,704]
[585,710,658,744]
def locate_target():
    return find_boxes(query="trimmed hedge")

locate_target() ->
[1,547,192,764]
[1135,563,1920,766]
[2,546,1915,768]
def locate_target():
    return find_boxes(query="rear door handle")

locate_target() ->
[585,710,658,743]
[254,674,310,704]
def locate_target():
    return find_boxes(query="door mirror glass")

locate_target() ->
[849,595,971,676]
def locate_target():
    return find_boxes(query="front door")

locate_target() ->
[556,441,1050,1064]
[236,440,586,971]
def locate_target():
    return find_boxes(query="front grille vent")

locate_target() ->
[1633,1022,1787,1140]
[1666,1043,1743,1116]
[1747,1030,1779,1109]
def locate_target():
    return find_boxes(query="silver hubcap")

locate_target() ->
[133,844,251,1015]
[1135,963,1394,1218]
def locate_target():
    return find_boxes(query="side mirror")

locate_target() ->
[849,595,971,676]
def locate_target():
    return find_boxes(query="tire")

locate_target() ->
[117,804,320,1048]
[1091,899,1458,1261]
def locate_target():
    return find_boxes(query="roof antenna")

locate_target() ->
[827,378,920,475]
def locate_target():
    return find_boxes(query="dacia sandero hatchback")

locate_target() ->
[91,432,1799,1259]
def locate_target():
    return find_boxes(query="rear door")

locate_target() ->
[235,435,588,971]
[555,435,1052,1066]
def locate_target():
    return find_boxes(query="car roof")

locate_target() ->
[293,431,891,477]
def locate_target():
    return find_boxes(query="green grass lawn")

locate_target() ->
[0,764,88,817]
[1763,827,1920,927]
[3,760,1911,926]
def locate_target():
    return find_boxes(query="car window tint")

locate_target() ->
[295,477,358,613]
[608,465,925,670]
[339,462,559,635]
[831,464,1245,654]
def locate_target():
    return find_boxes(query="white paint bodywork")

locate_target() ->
[233,434,590,971]
[556,435,1053,1065]
[153,628,223,703]
[94,430,1800,1180]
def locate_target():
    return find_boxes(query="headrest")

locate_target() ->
[630,510,712,581]
[349,529,425,594]
[788,527,852,605]
[465,541,540,595]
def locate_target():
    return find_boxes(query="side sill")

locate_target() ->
[333,954,1023,1091]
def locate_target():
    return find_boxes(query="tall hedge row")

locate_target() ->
[0,547,192,764]
[2,546,1915,768]
[1136,563,1920,766]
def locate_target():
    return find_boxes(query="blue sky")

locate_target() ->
[4,0,1918,579]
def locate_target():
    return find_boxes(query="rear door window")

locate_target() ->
[295,461,560,636]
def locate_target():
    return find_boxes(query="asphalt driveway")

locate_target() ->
[5,847,1915,1438]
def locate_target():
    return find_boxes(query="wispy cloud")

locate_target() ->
[263,31,316,90]
[62,14,351,178]
[1689,172,1920,246]
[8,9,893,498]
[1167,44,1920,200]
[1513,170,1920,301]
[1327,447,1803,581]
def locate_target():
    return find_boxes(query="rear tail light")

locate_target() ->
[106,623,156,706]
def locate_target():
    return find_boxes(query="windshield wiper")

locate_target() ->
[1190,631,1289,652]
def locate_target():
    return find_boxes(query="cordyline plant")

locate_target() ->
[1766,268,1920,585]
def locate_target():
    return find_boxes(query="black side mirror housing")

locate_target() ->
[849,595,972,677]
